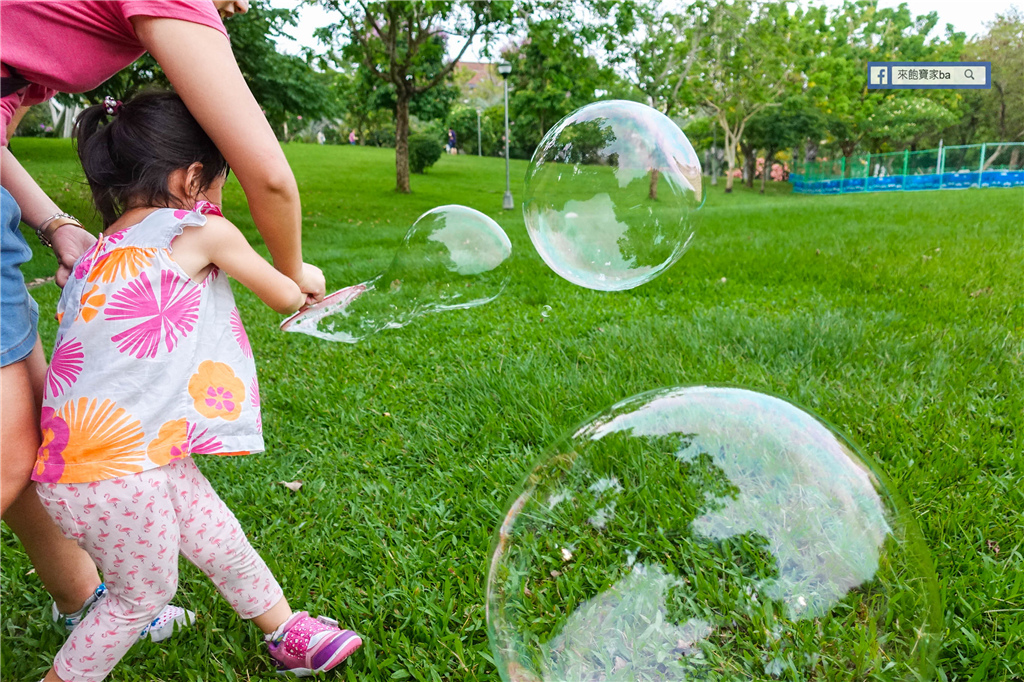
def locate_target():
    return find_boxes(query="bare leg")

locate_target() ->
[4,486,100,613]
[0,338,45,514]
[1,338,100,612]
[252,596,292,635]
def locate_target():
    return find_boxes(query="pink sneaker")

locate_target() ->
[265,611,362,677]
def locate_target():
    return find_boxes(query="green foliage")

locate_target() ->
[867,96,958,151]
[448,105,499,156]
[693,0,801,190]
[316,0,515,191]
[808,1,965,157]
[956,8,1024,143]
[407,133,443,173]
[590,0,703,115]
[4,139,1022,681]
[77,53,169,104]
[13,105,56,138]
[226,0,339,136]
[4,139,1024,681]
[502,17,619,158]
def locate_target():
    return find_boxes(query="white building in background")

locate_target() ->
[48,100,81,138]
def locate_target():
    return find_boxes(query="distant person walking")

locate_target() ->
[349,130,357,145]
[316,130,325,145]
[447,127,457,155]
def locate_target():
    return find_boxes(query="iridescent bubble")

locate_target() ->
[487,386,941,682]
[281,205,511,342]
[523,100,702,291]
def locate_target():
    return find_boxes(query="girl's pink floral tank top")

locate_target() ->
[33,205,263,484]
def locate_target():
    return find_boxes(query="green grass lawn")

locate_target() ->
[2,138,1021,681]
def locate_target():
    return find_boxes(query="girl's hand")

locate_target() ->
[51,224,97,288]
[296,262,326,306]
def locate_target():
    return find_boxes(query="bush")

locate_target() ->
[408,133,443,174]
[448,105,498,156]
[15,106,56,138]
[365,123,396,148]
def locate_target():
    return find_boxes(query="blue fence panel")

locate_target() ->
[791,143,1023,194]
[942,172,977,189]
[904,174,942,191]
[981,170,1024,188]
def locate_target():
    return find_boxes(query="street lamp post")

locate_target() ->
[498,61,513,210]
[477,109,482,157]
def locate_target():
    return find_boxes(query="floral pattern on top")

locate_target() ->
[88,247,157,283]
[231,308,253,358]
[105,270,201,358]
[34,206,263,483]
[188,360,245,421]
[46,338,85,400]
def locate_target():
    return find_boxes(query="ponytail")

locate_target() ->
[73,90,228,228]
[74,104,122,226]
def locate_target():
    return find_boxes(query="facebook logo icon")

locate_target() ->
[869,65,888,86]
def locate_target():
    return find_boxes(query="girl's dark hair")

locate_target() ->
[75,90,228,227]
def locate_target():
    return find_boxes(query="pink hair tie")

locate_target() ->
[193,200,224,217]
[102,96,122,116]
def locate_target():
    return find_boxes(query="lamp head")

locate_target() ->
[497,61,512,78]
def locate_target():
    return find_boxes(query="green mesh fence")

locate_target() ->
[791,142,1024,193]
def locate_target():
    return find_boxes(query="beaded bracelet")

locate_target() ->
[36,212,82,248]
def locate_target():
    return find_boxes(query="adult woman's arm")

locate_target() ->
[131,16,324,301]
[1,144,96,287]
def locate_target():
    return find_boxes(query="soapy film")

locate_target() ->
[487,386,941,681]
[282,205,512,343]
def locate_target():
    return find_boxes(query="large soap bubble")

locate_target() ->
[282,205,511,342]
[523,100,702,291]
[487,386,940,681]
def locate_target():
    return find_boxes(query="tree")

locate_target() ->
[744,97,824,193]
[809,1,964,165]
[226,1,339,136]
[960,8,1024,164]
[694,0,800,193]
[591,0,707,116]
[317,1,514,193]
[501,17,620,157]
[865,96,956,152]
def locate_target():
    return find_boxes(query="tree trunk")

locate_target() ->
[741,143,756,188]
[761,150,775,194]
[395,93,411,193]
[648,169,660,200]
[805,139,818,164]
[720,117,740,194]
[983,144,1005,170]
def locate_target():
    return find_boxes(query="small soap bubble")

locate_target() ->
[523,100,702,291]
[487,386,940,682]
[282,205,511,342]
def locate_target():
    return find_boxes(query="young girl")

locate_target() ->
[32,91,361,681]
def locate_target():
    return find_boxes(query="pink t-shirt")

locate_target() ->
[1,1,227,145]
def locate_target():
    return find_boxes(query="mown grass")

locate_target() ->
[1,138,1021,681]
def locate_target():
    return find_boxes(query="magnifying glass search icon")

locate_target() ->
[965,68,975,80]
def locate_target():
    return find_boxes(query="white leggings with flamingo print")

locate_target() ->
[36,457,283,682]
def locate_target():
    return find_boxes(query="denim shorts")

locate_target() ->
[0,186,39,367]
